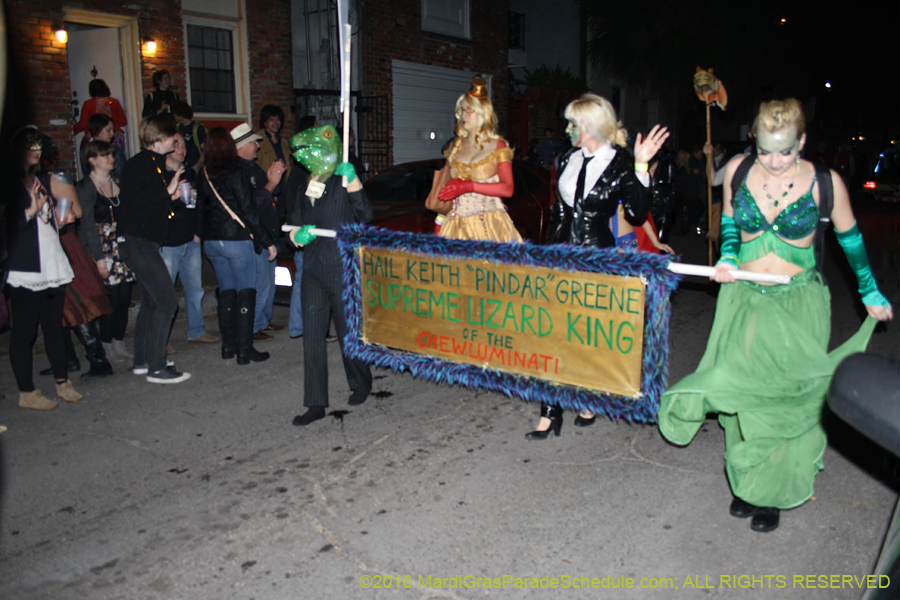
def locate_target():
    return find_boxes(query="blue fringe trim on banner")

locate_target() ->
[338,225,681,423]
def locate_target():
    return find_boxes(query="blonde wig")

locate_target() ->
[564,93,628,148]
[752,98,806,137]
[444,77,504,162]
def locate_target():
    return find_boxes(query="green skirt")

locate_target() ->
[658,270,876,509]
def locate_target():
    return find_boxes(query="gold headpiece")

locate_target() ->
[468,76,488,100]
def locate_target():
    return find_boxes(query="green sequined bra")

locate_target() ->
[733,179,818,268]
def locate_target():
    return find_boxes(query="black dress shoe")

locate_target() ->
[573,413,596,427]
[525,403,563,440]
[750,507,780,532]
[348,390,370,406]
[292,407,326,426]
[729,497,758,519]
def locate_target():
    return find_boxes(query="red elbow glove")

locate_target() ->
[438,178,474,201]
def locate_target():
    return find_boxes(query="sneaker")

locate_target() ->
[19,389,58,411]
[146,365,192,384]
[55,380,84,403]
[188,332,221,343]
[133,360,174,375]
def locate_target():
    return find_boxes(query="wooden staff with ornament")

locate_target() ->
[692,67,728,265]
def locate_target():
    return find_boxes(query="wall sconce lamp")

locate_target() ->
[55,26,68,44]
[143,38,158,53]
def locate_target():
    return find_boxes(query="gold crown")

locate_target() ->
[468,76,488,100]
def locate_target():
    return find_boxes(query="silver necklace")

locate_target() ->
[92,171,120,207]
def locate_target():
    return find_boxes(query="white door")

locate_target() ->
[391,60,487,165]
[67,26,129,177]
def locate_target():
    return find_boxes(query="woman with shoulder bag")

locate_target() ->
[198,127,277,365]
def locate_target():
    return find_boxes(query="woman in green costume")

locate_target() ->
[658,99,893,533]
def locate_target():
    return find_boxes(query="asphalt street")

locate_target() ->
[0,229,898,600]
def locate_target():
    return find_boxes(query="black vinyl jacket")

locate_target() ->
[548,146,648,249]
[198,165,274,249]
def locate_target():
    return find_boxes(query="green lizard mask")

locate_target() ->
[290,125,340,177]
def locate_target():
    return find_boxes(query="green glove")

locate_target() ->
[717,214,741,269]
[335,162,357,183]
[292,224,316,246]
[835,222,889,306]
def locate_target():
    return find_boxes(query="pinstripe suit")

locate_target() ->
[287,171,373,407]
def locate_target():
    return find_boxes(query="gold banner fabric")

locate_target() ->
[359,247,646,398]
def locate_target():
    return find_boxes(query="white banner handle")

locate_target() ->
[281,224,338,238]
[274,234,790,284]
[667,262,791,285]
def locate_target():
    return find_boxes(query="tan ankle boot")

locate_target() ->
[19,389,59,411]
[56,380,84,403]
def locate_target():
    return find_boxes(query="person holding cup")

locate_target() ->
[5,127,83,410]
[117,115,191,384]
[160,132,219,344]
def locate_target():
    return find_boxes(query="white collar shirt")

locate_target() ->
[559,143,648,207]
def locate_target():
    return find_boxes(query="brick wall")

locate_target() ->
[3,0,294,169]
[4,0,186,169]
[245,1,295,132]
[360,0,510,164]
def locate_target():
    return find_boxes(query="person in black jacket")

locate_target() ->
[234,123,286,340]
[142,70,179,118]
[118,115,190,384]
[527,93,668,439]
[285,125,373,426]
[198,126,277,365]
[161,133,219,344]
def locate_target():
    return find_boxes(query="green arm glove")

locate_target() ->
[835,222,889,306]
[292,224,316,246]
[717,214,741,269]
[335,162,357,183]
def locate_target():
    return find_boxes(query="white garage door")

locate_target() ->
[391,60,489,165]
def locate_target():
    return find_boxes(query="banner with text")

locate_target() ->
[339,226,681,423]
[361,247,644,397]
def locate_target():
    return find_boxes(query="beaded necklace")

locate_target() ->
[760,156,801,209]
[91,171,120,207]
[149,154,175,219]
[26,176,52,223]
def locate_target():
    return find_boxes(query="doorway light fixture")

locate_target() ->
[55,26,68,44]
[143,38,158,54]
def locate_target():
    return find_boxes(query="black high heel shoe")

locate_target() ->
[525,403,563,440]
[573,412,596,427]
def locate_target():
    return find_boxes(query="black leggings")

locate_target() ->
[99,281,133,343]
[8,285,68,391]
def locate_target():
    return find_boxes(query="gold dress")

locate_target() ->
[439,145,523,243]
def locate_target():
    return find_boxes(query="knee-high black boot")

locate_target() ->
[73,321,113,378]
[236,289,269,365]
[218,289,238,359]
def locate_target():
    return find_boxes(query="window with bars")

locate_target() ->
[187,24,236,114]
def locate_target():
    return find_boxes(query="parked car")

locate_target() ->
[860,148,900,203]
[274,159,552,303]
